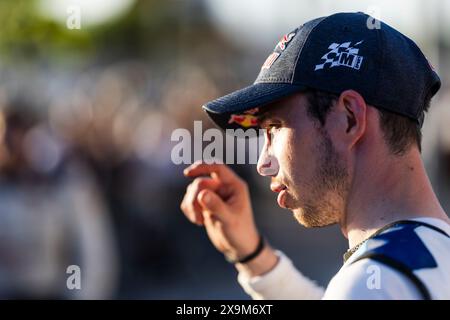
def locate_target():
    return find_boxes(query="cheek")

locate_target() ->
[272,130,297,173]
[278,129,316,182]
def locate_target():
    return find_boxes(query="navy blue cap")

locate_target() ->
[203,12,441,130]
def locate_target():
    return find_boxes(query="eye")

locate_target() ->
[267,123,281,133]
[260,118,282,141]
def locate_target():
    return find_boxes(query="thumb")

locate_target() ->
[197,189,228,220]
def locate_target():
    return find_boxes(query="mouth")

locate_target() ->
[270,182,288,208]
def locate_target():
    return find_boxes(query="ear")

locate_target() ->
[326,89,367,151]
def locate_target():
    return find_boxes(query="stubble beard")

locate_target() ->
[291,131,349,228]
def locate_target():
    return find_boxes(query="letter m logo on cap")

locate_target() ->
[315,40,364,71]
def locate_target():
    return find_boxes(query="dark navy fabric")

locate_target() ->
[255,17,324,84]
[362,222,438,271]
[203,12,441,130]
[349,221,450,300]
[205,83,304,130]
[205,83,305,114]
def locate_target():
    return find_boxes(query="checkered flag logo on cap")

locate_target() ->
[314,40,364,71]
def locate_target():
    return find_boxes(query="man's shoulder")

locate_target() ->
[357,220,449,270]
[323,258,421,299]
[325,219,450,300]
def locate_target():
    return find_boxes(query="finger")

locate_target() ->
[181,191,202,225]
[197,189,229,223]
[181,178,221,225]
[202,211,223,238]
[183,160,204,176]
[184,162,241,184]
[188,177,222,198]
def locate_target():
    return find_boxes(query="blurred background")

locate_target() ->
[0,0,449,299]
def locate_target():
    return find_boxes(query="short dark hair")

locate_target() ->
[303,89,432,155]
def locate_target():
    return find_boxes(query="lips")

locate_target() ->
[277,189,288,208]
[270,182,287,193]
[270,181,288,208]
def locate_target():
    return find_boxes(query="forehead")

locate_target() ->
[258,91,308,122]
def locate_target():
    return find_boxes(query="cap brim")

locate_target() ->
[203,83,305,130]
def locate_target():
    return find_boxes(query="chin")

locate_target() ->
[292,208,338,228]
[292,209,314,227]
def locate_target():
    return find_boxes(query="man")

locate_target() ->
[180,12,450,299]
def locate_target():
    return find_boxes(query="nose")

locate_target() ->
[257,149,279,177]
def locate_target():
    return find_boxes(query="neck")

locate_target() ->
[341,148,449,249]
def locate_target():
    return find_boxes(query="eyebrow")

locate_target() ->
[257,111,275,126]
[257,111,282,127]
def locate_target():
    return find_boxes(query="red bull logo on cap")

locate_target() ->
[228,107,260,128]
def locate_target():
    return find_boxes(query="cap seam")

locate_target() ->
[290,16,328,83]
[256,77,292,83]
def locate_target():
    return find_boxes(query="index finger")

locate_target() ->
[183,161,240,184]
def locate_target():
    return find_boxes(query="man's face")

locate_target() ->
[257,92,349,227]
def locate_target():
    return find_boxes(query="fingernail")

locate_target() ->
[202,192,211,204]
